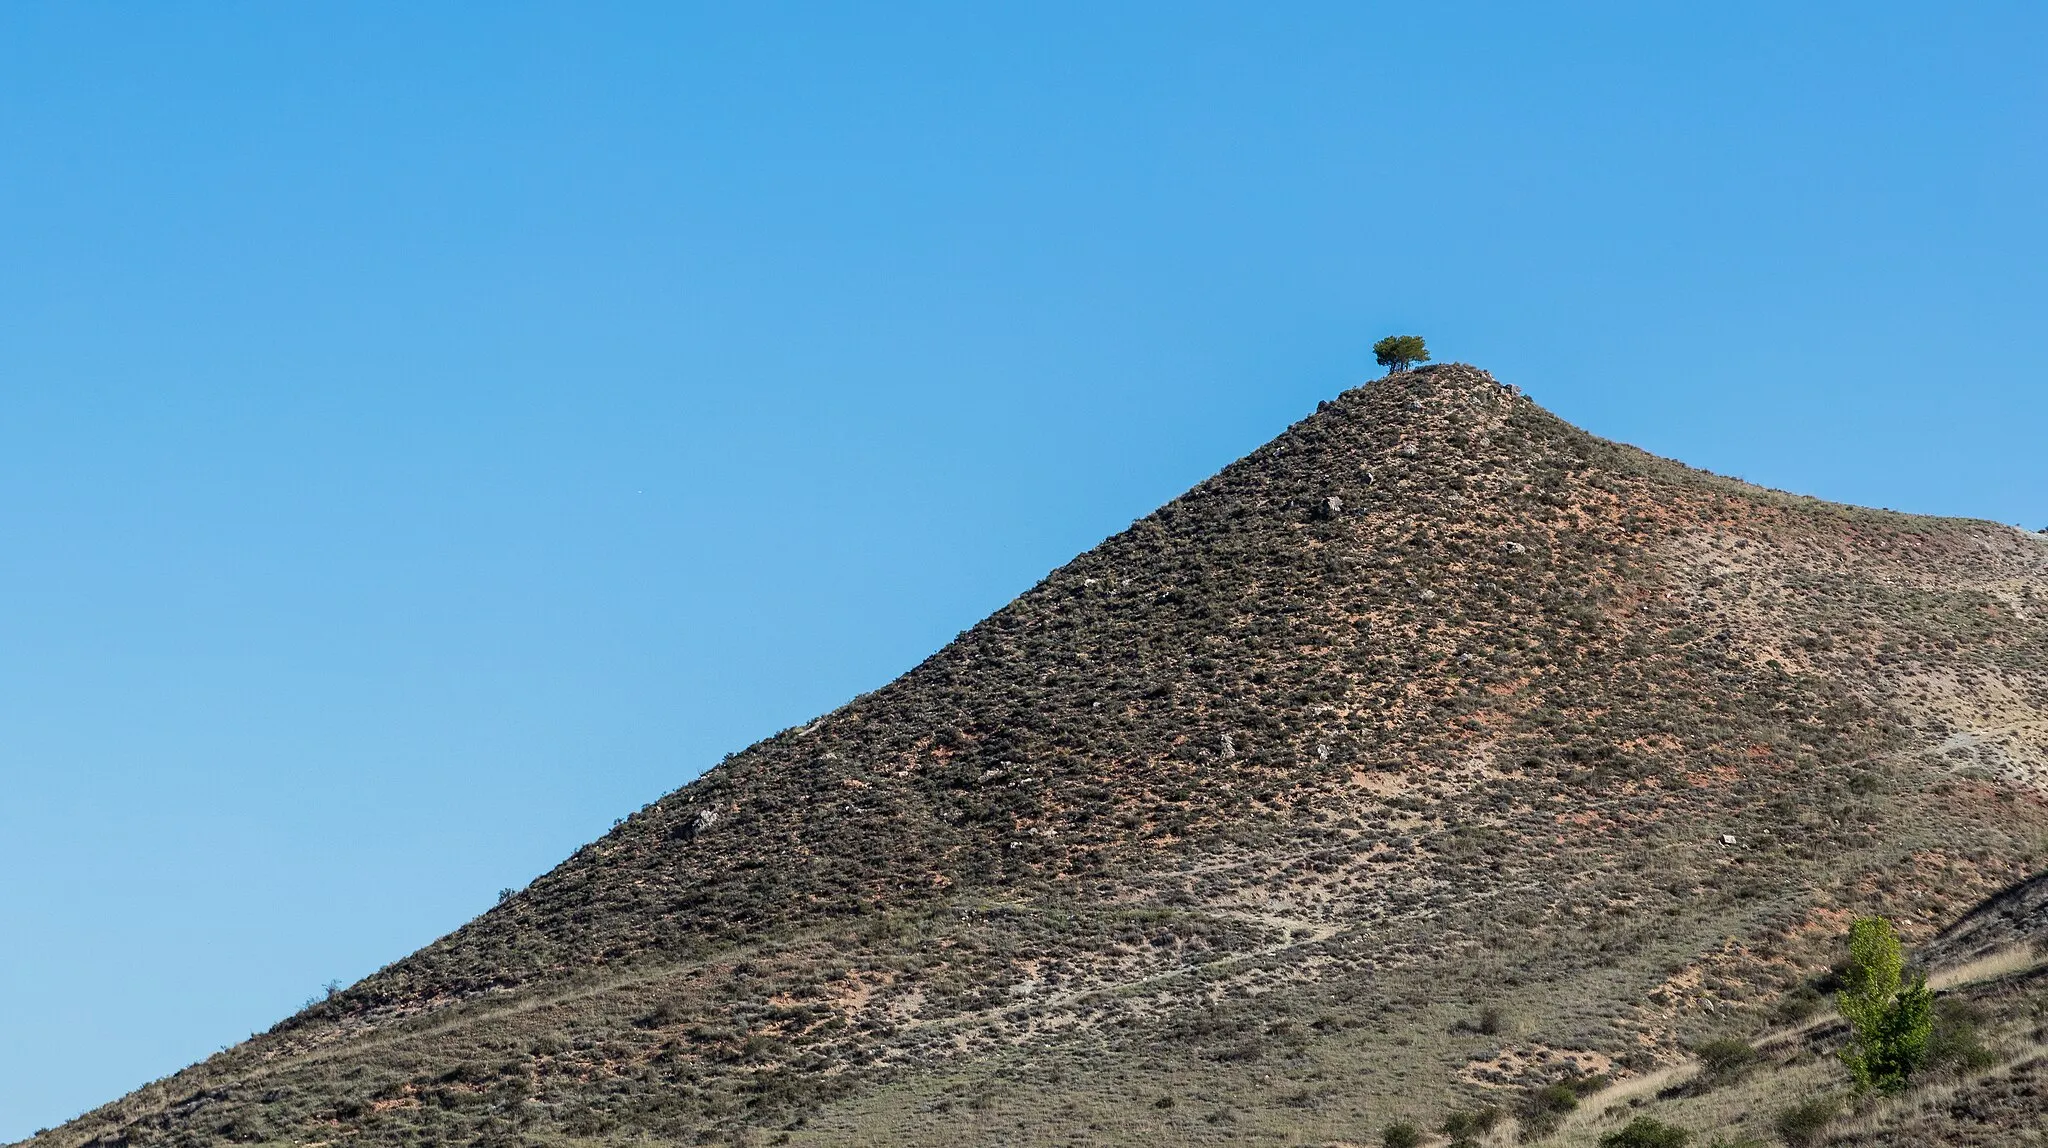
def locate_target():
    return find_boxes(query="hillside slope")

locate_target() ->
[36,364,2048,1147]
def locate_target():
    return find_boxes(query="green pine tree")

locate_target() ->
[1372,334,1429,374]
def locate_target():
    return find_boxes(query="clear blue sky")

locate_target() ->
[2,2,2043,1136]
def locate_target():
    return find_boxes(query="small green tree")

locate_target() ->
[1837,916,1933,1093]
[1373,334,1429,374]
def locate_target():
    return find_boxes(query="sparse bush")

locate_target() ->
[1926,997,1997,1073]
[1693,1037,1759,1083]
[1442,1104,1502,1146]
[1773,1096,1838,1147]
[1455,1005,1512,1037]
[1382,1120,1423,1148]
[1519,1081,1580,1136]
[1568,1073,1612,1096]
[1837,916,1932,1093]
[1773,983,1825,1024]
[1600,1117,1691,1148]
[1442,1106,1502,1138]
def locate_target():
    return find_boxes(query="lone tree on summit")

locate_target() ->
[1374,334,1429,374]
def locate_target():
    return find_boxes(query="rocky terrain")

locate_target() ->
[31,364,2048,1147]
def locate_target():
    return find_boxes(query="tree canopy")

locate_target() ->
[1373,334,1429,373]
[1838,916,1933,1093]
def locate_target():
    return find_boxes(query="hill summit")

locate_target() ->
[40,364,2048,1147]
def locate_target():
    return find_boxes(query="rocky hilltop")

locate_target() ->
[39,365,2048,1147]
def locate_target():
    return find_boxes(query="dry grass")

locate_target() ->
[1930,945,2039,991]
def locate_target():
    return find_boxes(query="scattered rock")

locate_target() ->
[1398,443,1420,458]
[1313,495,1343,521]
[681,809,720,841]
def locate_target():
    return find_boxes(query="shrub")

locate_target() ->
[1600,1117,1692,1148]
[1693,1037,1759,1083]
[1519,1081,1580,1136]
[1382,1121,1423,1148]
[1773,983,1824,1024]
[1836,917,1932,1093]
[1926,997,1998,1072]
[1442,1105,1501,1146]
[1442,1106,1502,1138]
[1773,1096,1838,1148]
[1529,1082,1579,1112]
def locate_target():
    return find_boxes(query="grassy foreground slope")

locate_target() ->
[35,365,2048,1147]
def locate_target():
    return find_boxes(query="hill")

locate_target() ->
[31,364,2048,1147]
